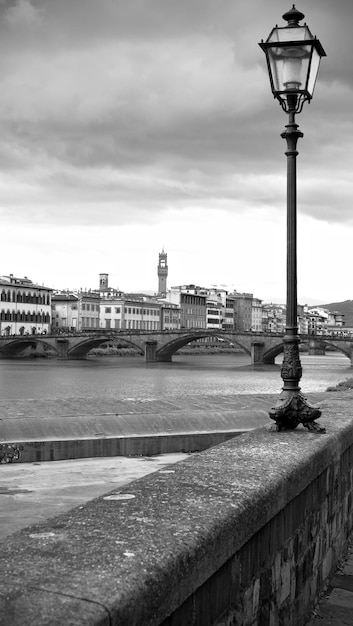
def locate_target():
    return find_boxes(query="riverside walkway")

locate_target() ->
[2,390,353,624]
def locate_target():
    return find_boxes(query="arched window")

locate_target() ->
[0,311,5,321]
[7,290,11,302]
[1,290,6,302]
[5,309,11,321]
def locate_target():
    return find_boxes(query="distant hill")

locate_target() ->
[318,300,353,327]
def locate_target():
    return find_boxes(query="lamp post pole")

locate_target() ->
[269,96,323,432]
[259,6,326,432]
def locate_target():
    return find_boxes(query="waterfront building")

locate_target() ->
[261,303,286,333]
[158,301,181,330]
[166,286,207,329]
[232,293,254,331]
[305,307,345,335]
[52,293,79,331]
[52,291,100,331]
[100,295,162,331]
[223,296,236,330]
[251,297,263,332]
[206,301,223,330]
[0,274,52,336]
[79,292,100,330]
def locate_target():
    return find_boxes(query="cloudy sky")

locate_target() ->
[0,0,351,303]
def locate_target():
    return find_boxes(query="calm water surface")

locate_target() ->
[0,352,350,401]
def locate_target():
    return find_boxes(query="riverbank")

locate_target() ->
[89,344,245,356]
[327,377,353,391]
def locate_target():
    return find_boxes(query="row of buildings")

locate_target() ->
[0,269,348,338]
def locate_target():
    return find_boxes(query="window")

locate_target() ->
[115,307,120,314]
[105,307,111,314]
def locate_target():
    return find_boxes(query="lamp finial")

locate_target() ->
[282,5,305,26]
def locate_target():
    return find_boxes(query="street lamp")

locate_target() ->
[259,6,326,433]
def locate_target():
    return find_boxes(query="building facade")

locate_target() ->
[100,296,162,331]
[0,275,52,336]
[51,293,79,331]
[166,286,207,329]
[233,293,254,331]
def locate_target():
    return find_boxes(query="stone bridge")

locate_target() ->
[0,330,352,365]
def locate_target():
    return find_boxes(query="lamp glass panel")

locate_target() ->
[307,47,321,96]
[267,44,311,93]
[267,25,312,44]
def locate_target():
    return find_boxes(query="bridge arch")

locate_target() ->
[263,338,353,365]
[67,336,144,359]
[317,340,351,361]
[0,338,60,358]
[297,337,352,362]
[155,332,251,362]
[262,343,284,365]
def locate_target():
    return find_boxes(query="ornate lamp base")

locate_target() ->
[269,390,325,433]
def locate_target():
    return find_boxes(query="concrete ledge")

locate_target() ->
[1,409,269,461]
[1,398,353,625]
[7,431,244,462]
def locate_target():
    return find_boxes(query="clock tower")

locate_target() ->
[157,249,168,295]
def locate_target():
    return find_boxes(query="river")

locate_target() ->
[0,352,350,401]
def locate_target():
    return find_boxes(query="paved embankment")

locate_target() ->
[0,453,188,541]
[0,393,275,461]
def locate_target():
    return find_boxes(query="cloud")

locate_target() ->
[0,0,352,300]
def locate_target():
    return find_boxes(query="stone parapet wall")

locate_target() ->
[1,398,353,625]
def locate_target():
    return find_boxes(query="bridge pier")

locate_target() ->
[55,338,70,359]
[251,342,265,365]
[308,339,326,356]
[145,340,158,362]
